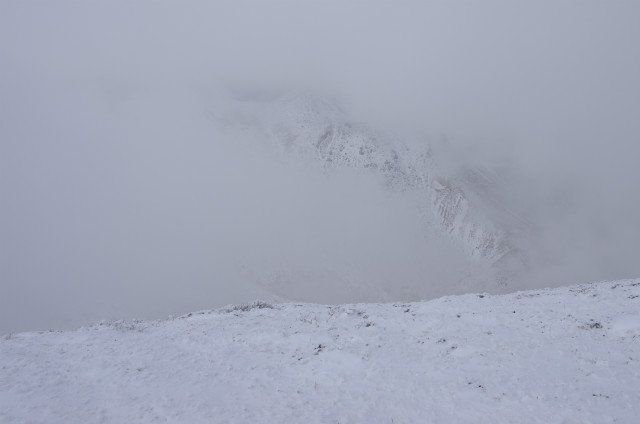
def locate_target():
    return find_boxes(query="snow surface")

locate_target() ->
[2,279,639,423]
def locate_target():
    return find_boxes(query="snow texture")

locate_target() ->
[2,279,639,423]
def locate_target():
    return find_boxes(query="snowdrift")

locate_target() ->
[2,279,639,423]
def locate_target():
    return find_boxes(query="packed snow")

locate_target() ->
[2,279,639,423]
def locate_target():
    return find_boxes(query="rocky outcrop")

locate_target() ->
[214,92,530,283]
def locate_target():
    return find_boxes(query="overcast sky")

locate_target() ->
[1,1,639,333]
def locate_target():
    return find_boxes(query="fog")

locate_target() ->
[1,1,639,334]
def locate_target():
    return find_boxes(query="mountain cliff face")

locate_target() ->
[212,92,532,290]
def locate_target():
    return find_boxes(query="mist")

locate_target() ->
[1,1,639,334]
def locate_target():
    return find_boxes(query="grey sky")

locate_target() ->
[1,1,639,333]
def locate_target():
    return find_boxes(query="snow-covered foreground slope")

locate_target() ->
[2,279,639,424]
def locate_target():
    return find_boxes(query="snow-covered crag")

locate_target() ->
[213,92,532,287]
[2,279,639,423]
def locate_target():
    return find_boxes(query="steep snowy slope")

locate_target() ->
[2,279,639,423]
[212,93,532,288]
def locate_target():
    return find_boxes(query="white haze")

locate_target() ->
[1,1,639,334]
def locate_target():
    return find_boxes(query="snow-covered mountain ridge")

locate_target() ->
[2,278,639,423]
[212,93,532,288]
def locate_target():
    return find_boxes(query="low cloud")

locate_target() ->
[1,1,639,333]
